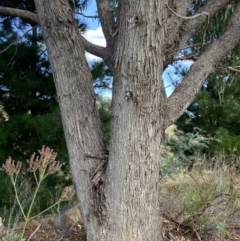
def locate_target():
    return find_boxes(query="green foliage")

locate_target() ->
[1,233,25,241]
[161,125,215,177]
[214,128,240,158]
[0,33,55,115]
[176,1,240,158]
[92,61,112,93]
[177,67,240,157]
[97,96,111,144]
[0,111,67,161]
[0,171,14,213]
[188,1,238,54]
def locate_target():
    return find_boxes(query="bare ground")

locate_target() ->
[2,214,238,241]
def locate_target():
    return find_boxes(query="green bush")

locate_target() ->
[161,125,215,177]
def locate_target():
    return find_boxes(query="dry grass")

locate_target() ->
[160,157,240,240]
[0,216,86,241]
[2,153,240,240]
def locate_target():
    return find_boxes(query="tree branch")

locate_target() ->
[0,6,38,25]
[81,35,114,72]
[0,6,111,67]
[166,3,209,20]
[81,35,106,59]
[74,11,98,19]
[163,0,191,66]
[164,1,240,128]
[178,0,232,50]
[96,0,115,47]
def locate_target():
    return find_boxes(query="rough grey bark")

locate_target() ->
[103,1,167,240]
[33,0,106,238]
[1,0,240,240]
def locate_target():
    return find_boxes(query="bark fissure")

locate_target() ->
[91,159,108,225]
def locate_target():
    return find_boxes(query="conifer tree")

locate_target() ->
[176,1,240,156]
[0,0,111,212]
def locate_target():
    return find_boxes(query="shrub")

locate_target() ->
[160,158,240,236]
[1,146,75,241]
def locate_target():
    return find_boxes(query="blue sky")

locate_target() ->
[84,0,100,30]
[80,1,106,62]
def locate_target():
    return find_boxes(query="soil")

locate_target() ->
[1,214,240,241]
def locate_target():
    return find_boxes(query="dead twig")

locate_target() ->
[195,230,202,241]
[166,4,209,20]
[27,223,41,241]
[228,66,240,73]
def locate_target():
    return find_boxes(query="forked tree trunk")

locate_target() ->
[1,0,240,240]
[33,0,176,240]
[31,0,240,240]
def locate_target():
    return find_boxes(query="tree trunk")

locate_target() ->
[101,1,167,240]
[33,0,106,237]
[28,0,240,240]
[34,1,167,240]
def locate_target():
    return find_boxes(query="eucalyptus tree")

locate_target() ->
[0,0,240,240]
